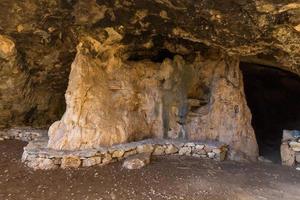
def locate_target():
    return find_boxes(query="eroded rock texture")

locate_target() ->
[1,0,300,160]
[47,30,258,160]
[48,31,204,149]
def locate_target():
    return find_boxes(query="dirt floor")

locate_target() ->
[1,140,300,200]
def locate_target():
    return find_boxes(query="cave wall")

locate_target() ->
[47,30,258,160]
[0,0,300,161]
[0,35,67,128]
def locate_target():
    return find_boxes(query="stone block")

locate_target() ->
[122,153,151,170]
[61,156,81,169]
[207,152,216,159]
[153,145,165,155]
[102,153,112,164]
[165,144,178,154]
[82,156,102,167]
[281,143,295,166]
[27,158,58,170]
[112,150,125,158]
[179,147,192,156]
[137,144,154,154]
[124,149,137,158]
[289,141,300,152]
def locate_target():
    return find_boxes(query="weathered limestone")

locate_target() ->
[280,130,300,166]
[122,153,151,170]
[186,57,258,161]
[0,0,299,165]
[0,35,33,129]
[46,31,258,160]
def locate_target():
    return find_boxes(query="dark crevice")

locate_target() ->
[127,49,176,63]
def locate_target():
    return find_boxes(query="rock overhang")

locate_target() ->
[0,0,300,164]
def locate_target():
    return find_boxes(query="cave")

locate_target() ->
[0,0,299,170]
[241,63,300,163]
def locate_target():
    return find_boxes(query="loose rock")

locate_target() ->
[122,153,151,170]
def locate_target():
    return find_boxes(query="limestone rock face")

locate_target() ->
[0,35,32,129]
[186,57,258,160]
[47,29,258,160]
[48,30,204,149]
[2,0,300,162]
[0,0,300,130]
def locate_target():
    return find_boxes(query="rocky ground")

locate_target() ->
[1,140,300,200]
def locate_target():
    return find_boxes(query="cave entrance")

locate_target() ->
[240,63,300,163]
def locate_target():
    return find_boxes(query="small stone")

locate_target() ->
[61,156,81,169]
[281,143,295,166]
[122,153,151,170]
[195,145,204,150]
[137,144,154,154]
[207,152,216,159]
[292,147,300,152]
[296,167,300,171]
[28,158,58,170]
[165,144,178,154]
[124,149,137,158]
[153,145,165,155]
[185,143,195,147]
[289,141,300,149]
[179,147,191,156]
[0,137,4,141]
[82,157,102,167]
[102,153,112,164]
[112,150,125,158]
[39,158,58,170]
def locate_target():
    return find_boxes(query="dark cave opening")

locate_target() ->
[240,63,300,163]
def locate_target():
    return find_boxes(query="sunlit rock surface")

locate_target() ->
[1,0,300,161]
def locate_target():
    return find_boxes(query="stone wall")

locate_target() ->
[23,136,228,170]
[281,130,300,166]
[0,127,46,141]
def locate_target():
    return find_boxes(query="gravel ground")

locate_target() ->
[1,140,300,200]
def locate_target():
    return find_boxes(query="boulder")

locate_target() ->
[122,153,151,170]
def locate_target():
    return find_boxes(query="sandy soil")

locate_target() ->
[0,140,300,200]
